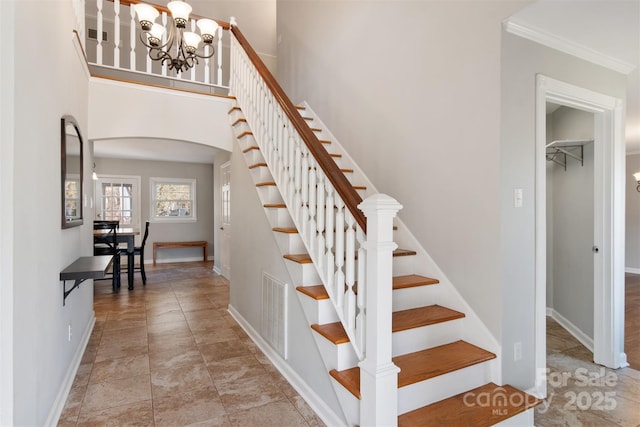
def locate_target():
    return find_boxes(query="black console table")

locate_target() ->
[60,255,113,305]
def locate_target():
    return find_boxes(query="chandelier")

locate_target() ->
[133,1,219,73]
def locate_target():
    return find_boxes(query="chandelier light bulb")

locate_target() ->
[147,23,166,46]
[167,0,192,28]
[182,32,202,53]
[134,3,159,30]
[197,19,218,44]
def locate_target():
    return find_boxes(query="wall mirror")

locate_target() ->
[61,115,84,228]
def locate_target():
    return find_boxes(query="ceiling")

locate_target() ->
[94,1,639,162]
[510,0,640,153]
[94,138,220,164]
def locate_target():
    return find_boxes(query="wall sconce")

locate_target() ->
[633,172,640,192]
[92,162,98,181]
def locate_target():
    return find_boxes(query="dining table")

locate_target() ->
[93,227,140,290]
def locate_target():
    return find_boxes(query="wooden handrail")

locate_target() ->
[231,25,366,232]
[108,0,231,30]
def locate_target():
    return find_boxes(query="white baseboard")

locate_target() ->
[625,267,640,274]
[227,304,346,427]
[46,313,95,427]
[546,308,594,352]
[212,265,222,275]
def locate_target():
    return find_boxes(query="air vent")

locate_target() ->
[87,28,108,42]
[262,272,288,359]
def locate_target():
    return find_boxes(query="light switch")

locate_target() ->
[514,188,523,208]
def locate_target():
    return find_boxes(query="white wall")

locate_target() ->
[546,107,595,339]
[501,32,626,388]
[1,0,93,424]
[228,144,345,422]
[276,0,525,346]
[626,153,640,271]
[88,78,234,151]
[94,157,218,263]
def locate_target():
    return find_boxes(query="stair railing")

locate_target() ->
[230,21,401,426]
[86,0,229,90]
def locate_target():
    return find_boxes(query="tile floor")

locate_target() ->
[58,261,640,426]
[535,317,640,426]
[57,262,325,426]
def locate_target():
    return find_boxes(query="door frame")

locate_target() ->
[534,75,627,397]
[218,161,231,279]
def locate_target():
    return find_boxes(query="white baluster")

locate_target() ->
[113,0,120,68]
[204,42,211,84]
[308,164,317,256]
[356,226,366,351]
[357,194,402,427]
[96,0,103,65]
[325,186,335,292]
[129,4,136,70]
[161,12,167,76]
[217,26,223,86]
[335,198,345,307]
[345,212,356,331]
[316,171,326,276]
[190,19,197,81]
[293,145,302,221]
[300,151,310,237]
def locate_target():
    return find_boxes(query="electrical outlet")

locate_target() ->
[68,324,72,342]
[514,342,522,361]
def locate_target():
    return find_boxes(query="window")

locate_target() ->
[150,177,197,222]
[64,174,81,220]
[95,176,141,227]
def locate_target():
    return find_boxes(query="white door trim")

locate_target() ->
[534,75,627,397]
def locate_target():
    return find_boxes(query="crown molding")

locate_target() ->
[503,19,636,75]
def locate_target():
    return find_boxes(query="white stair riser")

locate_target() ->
[256,185,282,205]
[398,361,495,415]
[390,255,418,276]
[274,232,306,254]
[392,319,464,357]
[329,382,360,427]
[297,294,339,325]
[265,208,295,228]
[283,260,321,285]
[242,148,264,165]
[392,284,443,312]
[312,333,359,371]
[249,166,273,183]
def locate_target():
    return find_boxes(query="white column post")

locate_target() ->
[358,193,402,427]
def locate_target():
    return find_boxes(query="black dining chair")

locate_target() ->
[133,221,150,285]
[93,221,121,292]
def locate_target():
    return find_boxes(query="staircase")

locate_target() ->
[228,100,540,425]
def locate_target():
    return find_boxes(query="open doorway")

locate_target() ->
[534,75,627,398]
[545,103,595,354]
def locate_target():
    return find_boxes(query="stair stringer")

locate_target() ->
[298,101,502,383]
[228,107,354,426]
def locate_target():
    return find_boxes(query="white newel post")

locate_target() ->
[358,194,402,427]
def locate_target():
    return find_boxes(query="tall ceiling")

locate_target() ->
[509,0,640,152]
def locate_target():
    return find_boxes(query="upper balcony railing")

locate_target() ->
[82,0,231,94]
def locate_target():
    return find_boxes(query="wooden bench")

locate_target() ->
[153,240,208,265]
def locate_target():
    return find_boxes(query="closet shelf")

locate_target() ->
[545,139,593,171]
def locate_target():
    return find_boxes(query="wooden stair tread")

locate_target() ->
[393,305,465,333]
[248,162,267,169]
[341,168,354,173]
[296,105,305,110]
[236,131,253,138]
[242,146,259,153]
[330,341,496,398]
[228,106,241,114]
[395,340,496,387]
[273,227,297,234]
[285,249,414,264]
[393,274,439,289]
[311,322,349,344]
[263,203,286,209]
[398,383,542,427]
[256,181,276,187]
[283,254,312,264]
[329,153,342,158]
[232,118,247,126]
[393,249,417,257]
[295,285,328,300]
[310,127,322,132]
[303,116,313,121]
[319,139,331,145]
[353,185,366,190]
